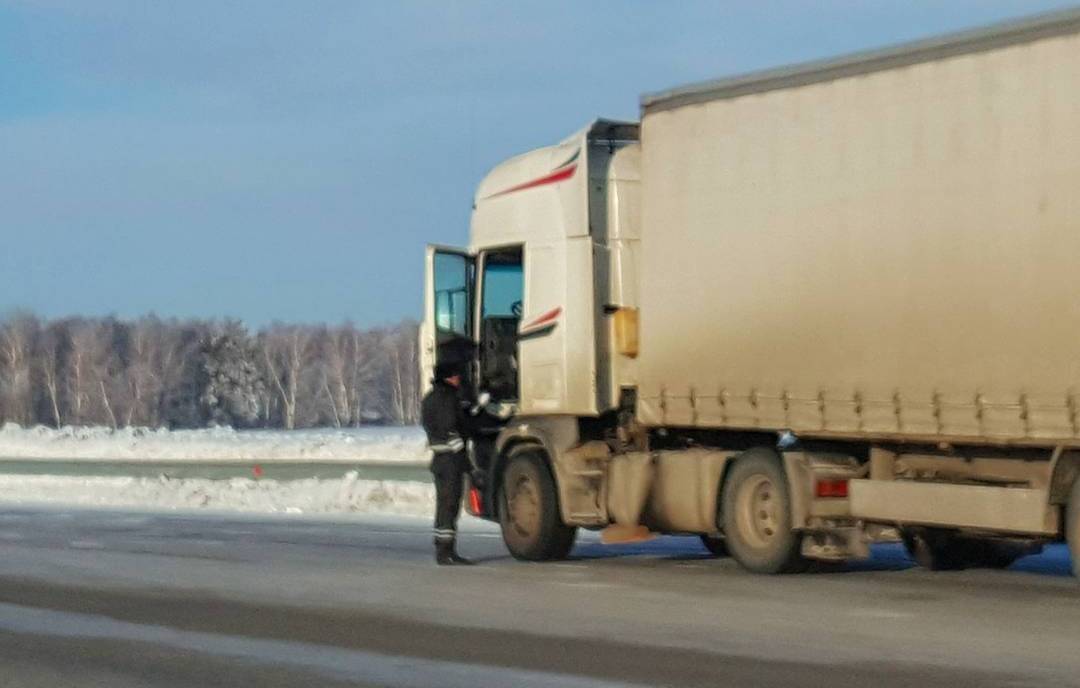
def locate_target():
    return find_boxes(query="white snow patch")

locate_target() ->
[0,424,429,463]
[0,471,435,517]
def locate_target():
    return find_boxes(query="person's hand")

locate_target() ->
[470,391,493,416]
[492,404,514,420]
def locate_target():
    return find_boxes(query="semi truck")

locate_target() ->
[420,8,1080,575]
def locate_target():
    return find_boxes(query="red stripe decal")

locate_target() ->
[486,164,577,199]
[521,307,562,332]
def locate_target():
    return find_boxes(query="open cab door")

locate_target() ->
[423,245,498,518]
[421,245,475,396]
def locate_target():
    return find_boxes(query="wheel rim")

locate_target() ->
[734,474,781,550]
[507,472,541,538]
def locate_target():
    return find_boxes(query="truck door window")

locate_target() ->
[479,248,523,401]
[433,252,472,341]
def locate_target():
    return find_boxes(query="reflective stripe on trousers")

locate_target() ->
[429,437,465,453]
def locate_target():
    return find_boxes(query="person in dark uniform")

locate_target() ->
[421,361,475,566]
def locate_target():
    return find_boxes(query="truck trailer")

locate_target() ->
[420,8,1080,574]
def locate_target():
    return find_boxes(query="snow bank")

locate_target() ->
[0,471,435,517]
[0,424,429,463]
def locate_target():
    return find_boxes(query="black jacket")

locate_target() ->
[421,381,469,454]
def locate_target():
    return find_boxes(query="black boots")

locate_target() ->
[435,538,474,566]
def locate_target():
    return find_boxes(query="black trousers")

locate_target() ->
[431,451,468,542]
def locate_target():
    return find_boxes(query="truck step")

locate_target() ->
[569,511,605,521]
[572,469,605,478]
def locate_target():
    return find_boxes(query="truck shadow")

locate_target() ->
[569,537,1074,577]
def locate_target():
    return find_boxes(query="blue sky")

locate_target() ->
[1,0,1074,326]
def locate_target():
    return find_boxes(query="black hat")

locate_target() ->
[434,360,464,381]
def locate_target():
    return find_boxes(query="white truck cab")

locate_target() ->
[422,120,640,417]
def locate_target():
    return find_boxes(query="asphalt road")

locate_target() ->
[0,507,1077,687]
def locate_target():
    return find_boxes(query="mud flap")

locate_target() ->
[600,524,656,545]
[800,527,871,561]
[606,452,653,527]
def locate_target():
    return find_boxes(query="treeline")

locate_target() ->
[0,312,421,430]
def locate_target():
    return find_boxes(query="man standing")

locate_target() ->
[421,361,475,566]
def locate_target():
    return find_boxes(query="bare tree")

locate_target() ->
[124,318,157,426]
[346,326,380,426]
[313,327,344,428]
[0,312,39,426]
[66,321,94,425]
[382,321,421,425]
[261,325,313,430]
[92,320,123,430]
[65,319,123,428]
[315,324,378,428]
[38,321,68,427]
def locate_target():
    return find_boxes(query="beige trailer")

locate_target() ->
[422,8,1080,575]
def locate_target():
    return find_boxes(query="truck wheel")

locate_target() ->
[1068,478,1080,578]
[498,446,577,561]
[699,535,728,557]
[721,448,808,574]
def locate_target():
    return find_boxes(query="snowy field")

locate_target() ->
[0,425,436,517]
[0,424,429,463]
[0,472,436,518]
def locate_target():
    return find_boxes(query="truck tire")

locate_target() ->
[699,535,728,557]
[1068,478,1080,578]
[721,448,808,574]
[498,446,577,561]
